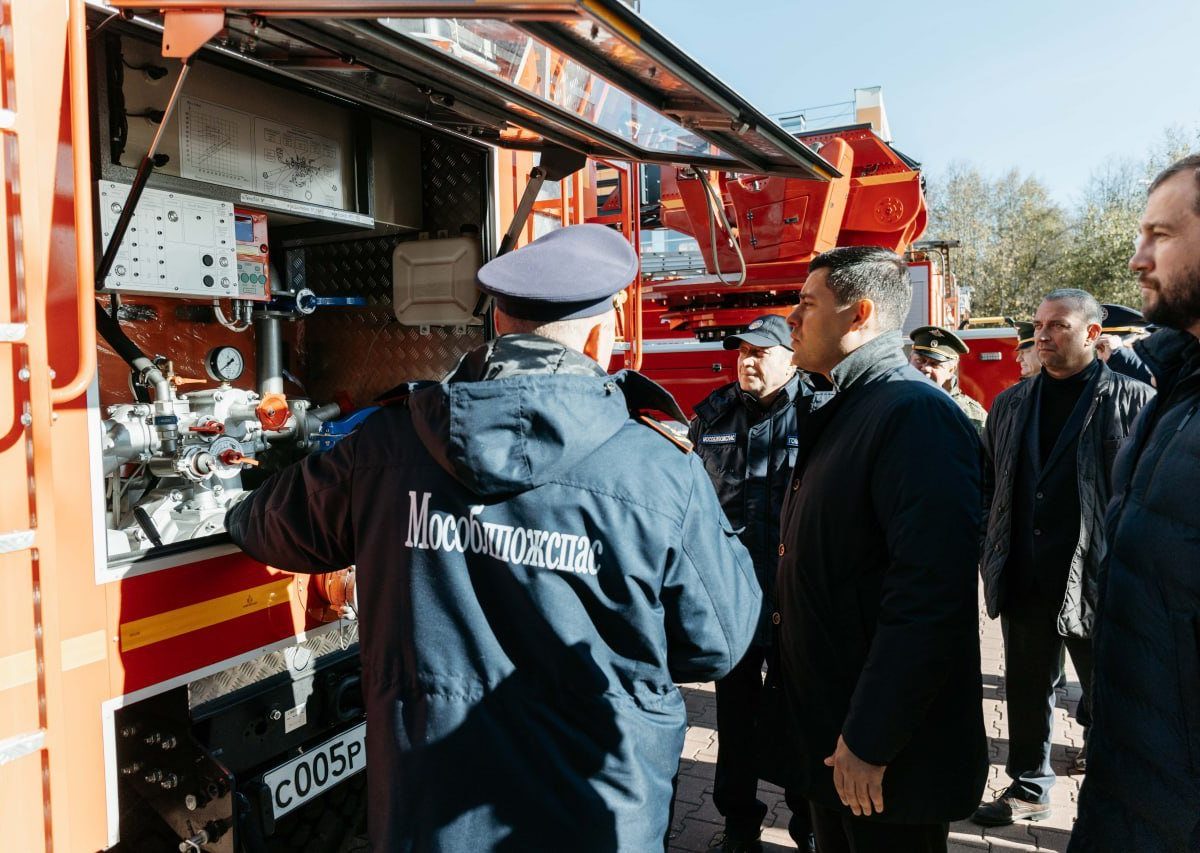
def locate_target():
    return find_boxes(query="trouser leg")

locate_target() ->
[809,804,851,853]
[664,769,679,851]
[713,645,769,839]
[784,787,813,848]
[1065,635,1094,732]
[809,804,948,853]
[1001,603,1062,803]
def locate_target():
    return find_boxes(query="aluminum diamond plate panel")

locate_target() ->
[188,624,360,710]
[288,234,409,306]
[282,131,488,405]
[305,315,482,405]
[423,135,487,238]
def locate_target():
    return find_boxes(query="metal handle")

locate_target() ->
[49,0,97,404]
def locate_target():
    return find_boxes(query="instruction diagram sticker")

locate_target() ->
[179,97,255,190]
[253,118,343,208]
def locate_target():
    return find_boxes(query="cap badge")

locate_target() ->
[748,319,764,330]
[930,329,943,338]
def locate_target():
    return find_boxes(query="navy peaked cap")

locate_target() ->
[1100,303,1147,332]
[477,223,638,321]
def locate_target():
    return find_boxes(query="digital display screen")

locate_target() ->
[234,216,255,244]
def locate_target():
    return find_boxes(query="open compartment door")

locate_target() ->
[110,0,839,179]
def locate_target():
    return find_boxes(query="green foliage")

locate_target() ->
[924,126,1200,320]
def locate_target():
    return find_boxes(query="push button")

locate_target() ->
[778,544,786,556]
[1036,491,1044,500]
[1034,528,1042,536]
[772,612,781,625]
[792,479,800,491]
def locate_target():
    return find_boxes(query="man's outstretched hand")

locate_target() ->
[824,735,886,817]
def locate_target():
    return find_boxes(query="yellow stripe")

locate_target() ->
[62,630,107,672]
[912,344,956,357]
[120,578,293,652]
[0,649,36,692]
[580,0,643,45]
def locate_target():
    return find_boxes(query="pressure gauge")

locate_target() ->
[205,345,245,382]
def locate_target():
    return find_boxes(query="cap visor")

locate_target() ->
[723,332,790,350]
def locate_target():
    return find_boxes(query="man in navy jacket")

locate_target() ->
[227,225,761,852]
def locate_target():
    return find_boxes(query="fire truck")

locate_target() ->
[0,2,1015,851]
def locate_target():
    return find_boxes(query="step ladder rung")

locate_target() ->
[0,322,26,342]
[0,730,44,767]
[0,529,34,554]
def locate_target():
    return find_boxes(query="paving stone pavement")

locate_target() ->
[668,598,1086,852]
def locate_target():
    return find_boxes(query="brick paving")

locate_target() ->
[668,596,1086,852]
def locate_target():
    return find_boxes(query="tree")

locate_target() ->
[924,126,1200,320]
[1058,126,1200,308]
[924,163,1068,318]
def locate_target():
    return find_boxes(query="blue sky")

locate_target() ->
[640,0,1200,206]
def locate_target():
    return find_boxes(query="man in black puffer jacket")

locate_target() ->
[1070,155,1200,853]
[973,289,1154,828]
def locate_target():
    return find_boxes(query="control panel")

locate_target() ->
[97,181,237,298]
[234,208,271,301]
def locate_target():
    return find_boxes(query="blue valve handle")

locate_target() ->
[299,294,367,310]
[267,289,367,315]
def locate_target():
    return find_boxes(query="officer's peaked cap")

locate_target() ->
[1013,320,1036,350]
[1100,303,1147,334]
[477,223,638,322]
[910,325,969,362]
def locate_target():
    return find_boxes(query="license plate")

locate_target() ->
[263,722,366,819]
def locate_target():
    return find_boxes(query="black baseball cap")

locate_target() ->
[723,314,793,350]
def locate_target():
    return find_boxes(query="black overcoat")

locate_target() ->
[978,362,1154,637]
[775,331,988,823]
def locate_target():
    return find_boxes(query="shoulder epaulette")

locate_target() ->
[637,414,693,453]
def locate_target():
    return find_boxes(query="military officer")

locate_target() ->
[225,224,762,852]
[687,313,814,853]
[1013,321,1040,380]
[908,325,988,433]
[1096,303,1154,385]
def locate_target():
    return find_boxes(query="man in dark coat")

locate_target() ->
[225,224,762,852]
[1070,155,1200,853]
[972,289,1154,827]
[777,246,987,853]
[688,313,813,852]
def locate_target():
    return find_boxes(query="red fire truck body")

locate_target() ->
[0,3,1021,852]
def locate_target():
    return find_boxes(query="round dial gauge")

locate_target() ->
[205,345,245,382]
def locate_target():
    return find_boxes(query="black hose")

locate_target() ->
[95,298,149,368]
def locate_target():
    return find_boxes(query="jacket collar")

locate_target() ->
[1135,327,1200,394]
[446,333,609,383]
[1033,358,1106,474]
[698,372,804,421]
[829,330,908,392]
